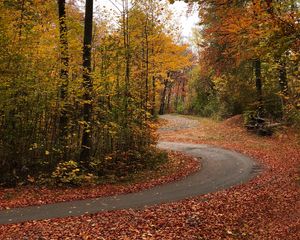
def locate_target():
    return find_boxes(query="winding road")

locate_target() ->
[0,115,260,225]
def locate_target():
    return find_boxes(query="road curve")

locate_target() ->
[0,141,260,225]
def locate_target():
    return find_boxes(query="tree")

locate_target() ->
[80,0,94,167]
[58,0,70,158]
[181,0,299,126]
[0,0,194,185]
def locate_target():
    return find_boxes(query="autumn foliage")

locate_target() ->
[182,0,299,127]
[0,0,192,186]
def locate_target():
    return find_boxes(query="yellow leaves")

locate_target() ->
[51,160,84,185]
[150,33,192,73]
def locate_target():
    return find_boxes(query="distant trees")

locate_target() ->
[179,0,299,125]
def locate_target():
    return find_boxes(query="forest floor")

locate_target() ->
[0,114,299,239]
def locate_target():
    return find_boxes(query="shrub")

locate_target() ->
[51,160,85,186]
[91,147,168,182]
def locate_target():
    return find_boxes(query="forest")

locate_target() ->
[0,0,193,186]
[0,0,299,239]
[183,0,299,130]
[0,0,299,186]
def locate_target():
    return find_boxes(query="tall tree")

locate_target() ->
[57,0,69,158]
[123,0,130,125]
[80,0,94,167]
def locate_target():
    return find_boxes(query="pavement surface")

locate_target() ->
[0,115,260,225]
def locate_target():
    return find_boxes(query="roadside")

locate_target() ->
[0,115,299,239]
[0,151,199,210]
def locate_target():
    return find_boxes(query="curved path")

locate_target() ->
[0,116,260,225]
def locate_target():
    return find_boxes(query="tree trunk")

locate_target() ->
[80,0,94,167]
[181,77,186,104]
[175,80,180,111]
[166,84,172,113]
[254,58,263,116]
[278,59,289,117]
[123,0,130,124]
[58,0,69,158]
[145,24,149,111]
[151,76,156,116]
[159,80,168,115]
[278,60,288,98]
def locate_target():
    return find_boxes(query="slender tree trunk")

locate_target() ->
[278,60,288,97]
[80,0,94,167]
[181,77,186,103]
[254,58,263,116]
[278,59,289,117]
[159,80,168,115]
[118,0,131,149]
[58,0,69,158]
[166,85,172,113]
[175,78,181,111]
[123,0,130,124]
[151,76,156,116]
[145,24,149,111]
[150,8,156,117]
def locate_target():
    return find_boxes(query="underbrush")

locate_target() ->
[0,151,199,210]
[38,147,168,187]
[92,147,168,184]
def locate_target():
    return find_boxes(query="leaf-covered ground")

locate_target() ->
[0,151,199,210]
[1,115,299,239]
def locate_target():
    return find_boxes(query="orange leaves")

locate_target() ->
[197,0,298,70]
[1,116,299,239]
[150,34,193,74]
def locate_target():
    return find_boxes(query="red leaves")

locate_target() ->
[0,116,299,239]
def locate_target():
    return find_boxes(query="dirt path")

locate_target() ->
[158,114,200,131]
[0,115,259,225]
